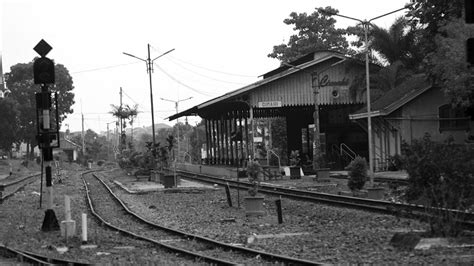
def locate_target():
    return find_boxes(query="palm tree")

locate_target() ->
[346,16,423,100]
[110,104,139,151]
[369,16,423,69]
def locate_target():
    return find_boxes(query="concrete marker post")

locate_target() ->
[61,195,76,238]
[81,213,88,244]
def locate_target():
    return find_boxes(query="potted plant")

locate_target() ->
[347,156,374,198]
[160,135,178,188]
[289,150,301,179]
[244,160,265,216]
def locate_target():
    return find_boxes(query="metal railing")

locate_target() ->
[340,143,356,161]
[183,152,192,164]
[267,149,281,170]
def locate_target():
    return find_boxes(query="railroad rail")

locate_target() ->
[0,173,40,203]
[329,172,409,185]
[175,169,474,230]
[0,243,89,265]
[82,171,321,265]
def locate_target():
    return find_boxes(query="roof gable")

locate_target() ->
[350,74,432,119]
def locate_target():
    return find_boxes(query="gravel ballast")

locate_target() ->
[1,166,473,264]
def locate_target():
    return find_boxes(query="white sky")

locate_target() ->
[1,0,410,134]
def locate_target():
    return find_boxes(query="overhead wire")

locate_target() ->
[164,57,249,85]
[153,62,216,97]
[150,45,255,78]
[71,62,141,74]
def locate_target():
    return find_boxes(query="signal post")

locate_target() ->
[33,39,61,231]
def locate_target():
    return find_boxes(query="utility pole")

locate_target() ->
[326,3,412,185]
[106,121,115,161]
[123,45,175,148]
[160,96,193,162]
[81,113,85,156]
[119,87,123,150]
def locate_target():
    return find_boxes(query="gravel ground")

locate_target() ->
[1,165,473,265]
[105,168,474,265]
[0,166,204,265]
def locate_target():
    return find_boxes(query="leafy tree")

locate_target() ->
[5,61,75,159]
[268,6,350,63]
[70,129,107,162]
[407,0,473,107]
[0,97,20,154]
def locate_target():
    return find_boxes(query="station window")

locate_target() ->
[438,104,470,132]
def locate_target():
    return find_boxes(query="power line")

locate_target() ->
[153,62,216,97]
[165,57,250,85]
[71,62,141,74]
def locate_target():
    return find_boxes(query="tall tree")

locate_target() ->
[268,6,350,63]
[5,61,75,158]
[407,0,473,107]
[0,97,20,154]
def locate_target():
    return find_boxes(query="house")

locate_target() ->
[349,74,474,171]
[55,134,81,162]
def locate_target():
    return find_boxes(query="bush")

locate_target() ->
[387,154,403,171]
[402,134,474,236]
[347,156,368,191]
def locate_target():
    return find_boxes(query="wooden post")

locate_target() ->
[225,182,232,207]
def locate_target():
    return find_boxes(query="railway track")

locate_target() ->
[82,171,321,265]
[176,169,474,229]
[0,243,89,265]
[0,174,40,203]
[329,173,409,185]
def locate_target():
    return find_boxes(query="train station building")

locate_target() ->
[169,50,379,171]
[169,50,474,172]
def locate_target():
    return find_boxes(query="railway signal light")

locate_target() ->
[34,57,55,84]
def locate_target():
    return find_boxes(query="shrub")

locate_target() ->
[246,160,262,196]
[289,150,301,166]
[387,154,403,171]
[402,134,474,236]
[347,156,368,191]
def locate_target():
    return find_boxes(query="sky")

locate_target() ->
[1,0,410,134]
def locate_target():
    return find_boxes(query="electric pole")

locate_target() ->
[123,45,175,147]
[160,96,193,162]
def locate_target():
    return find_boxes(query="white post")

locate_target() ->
[60,195,76,238]
[81,213,88,244]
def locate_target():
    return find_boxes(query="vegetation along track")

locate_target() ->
[82,171,320,265]
[176,169,474,230]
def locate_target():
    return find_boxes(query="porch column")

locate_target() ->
[205,119,210,164]
[238,110,244,167]
[229,115,234,166]
[233,110,239,166]
[244,110,249,160]
[212,119,217,164]
[224,115,229,165]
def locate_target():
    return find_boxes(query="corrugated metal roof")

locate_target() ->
[168,51,367,121]
[349,74,432,120]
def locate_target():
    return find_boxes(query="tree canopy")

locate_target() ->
[0,97,20,152]
[268,6,350,63]
[407,0,473,107]
[5,60,75,155]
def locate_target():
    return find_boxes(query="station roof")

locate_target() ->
[349,74,432,120]
[167,50,352,121]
